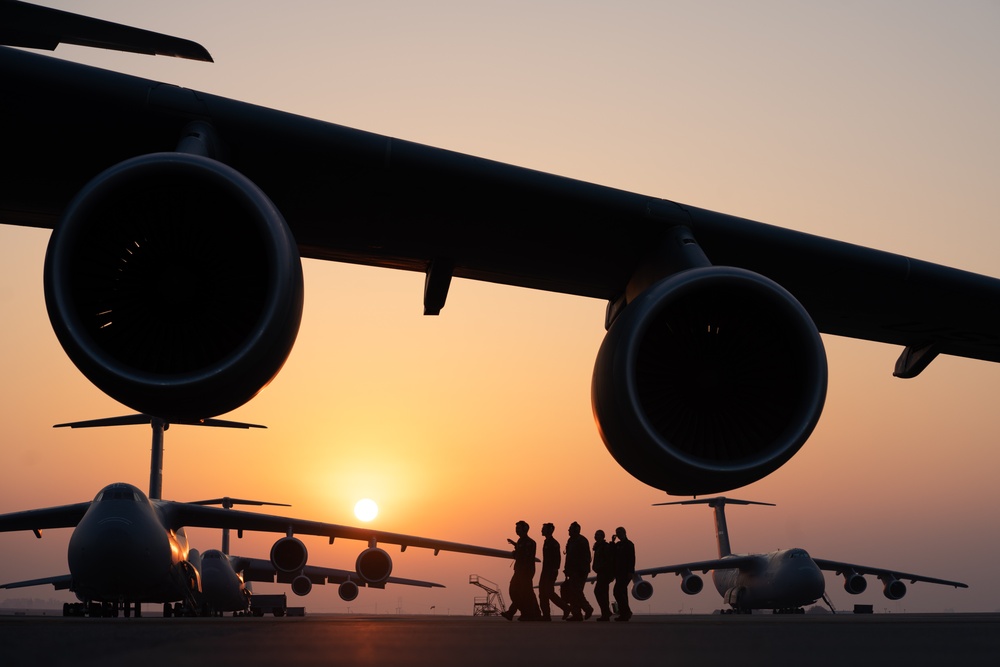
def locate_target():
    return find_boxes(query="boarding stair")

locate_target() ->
[469,574,506,616]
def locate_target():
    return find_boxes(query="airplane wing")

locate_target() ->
[0,573,73,591]
[158,501,514,560]
[3,8,1000,495]
[0,1,212,61]
[1,43,999,366]
[233,556,443,589]
[0,502,92,536]
[635,555,763,578]
[813,558,968,589]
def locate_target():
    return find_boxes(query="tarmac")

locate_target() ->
[1,612,998,667]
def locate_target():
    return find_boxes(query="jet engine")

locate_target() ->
[355,547,393,585]
[270,537,308,574]
[631,576,653,601]
[679,571,704,596]
[291,574,313,597]
[881,575,907,601]
[843,570,868,595]
[43,151,303,421]
[338,580,360,602]
[593,267,827,495]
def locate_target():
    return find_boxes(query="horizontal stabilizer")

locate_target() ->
[54,414,267,430]
[0,1,213,61]
[189,497,291,509]
[653,497,776,508]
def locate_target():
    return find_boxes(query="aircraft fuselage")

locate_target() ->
[712,548,825,611]
[67,482,196,603]
[199,549,251,612]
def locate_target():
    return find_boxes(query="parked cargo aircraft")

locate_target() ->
[0,417,510,617]
[2,3,1000,495]
[626,498,967,613]
[0,481,510,617]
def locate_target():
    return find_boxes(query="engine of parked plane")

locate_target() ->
[43,152,303,421]
[882,576,907,601]
[593,267,828,495]
[680,571,704,596]
[631,577,653,601]
[291,574,312,597]
[270,536,308,574]
[843,571,868,595]
[355,547,392,585]
[338,580,360,602]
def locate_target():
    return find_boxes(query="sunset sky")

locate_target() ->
[1,1,998,615]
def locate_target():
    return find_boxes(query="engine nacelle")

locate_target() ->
[338,580,360,602]
[355,547,393,585]
[43,152,303,421]
[843,571,868,595]
[593,267,827,495]
[631,576,653,602]
[881,576,907,601]
[291,574,313,597]
[680,571,704,596]
[270,537,308,574]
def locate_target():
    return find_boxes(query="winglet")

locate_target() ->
[0,1,214,62]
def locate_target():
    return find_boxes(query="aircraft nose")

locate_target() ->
[800,564,825,599]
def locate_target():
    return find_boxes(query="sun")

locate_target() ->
[354,498,379,522]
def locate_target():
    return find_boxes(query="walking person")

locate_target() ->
[537,523,567,621]
[612,526,635,622]
[592,529,615,621]
[502,520,541,621]
[563,521,593,621]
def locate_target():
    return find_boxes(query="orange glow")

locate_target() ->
[2,2,999,616]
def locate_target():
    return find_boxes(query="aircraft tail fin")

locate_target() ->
[53,414,266,501]
[0,1,213,62]
[653,497,775,558]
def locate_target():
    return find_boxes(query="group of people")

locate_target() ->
[502,520,635,622]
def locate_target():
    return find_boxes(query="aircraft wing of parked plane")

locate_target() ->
[810,559,969,589]
[621,498,967,613]
[0,482,513,616]
[233,555,443,590]
[2,3,1000,496]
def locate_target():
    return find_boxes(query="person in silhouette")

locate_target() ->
[563,521,593,621]
[591,529,615,621]
[612,526,635,621]
[537,523,567,621]
[502,520,541,621]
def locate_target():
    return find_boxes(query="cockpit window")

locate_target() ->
[95,487,139,502]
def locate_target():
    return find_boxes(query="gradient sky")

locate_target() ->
[2,1,998,615]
